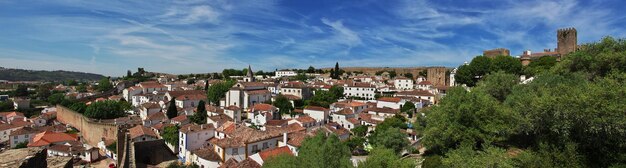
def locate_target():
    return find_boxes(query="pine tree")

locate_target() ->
[334,62,340,79]
[167,97,178,119]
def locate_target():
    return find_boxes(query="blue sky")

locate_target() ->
[0,0,625,76]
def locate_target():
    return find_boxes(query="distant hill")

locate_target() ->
[0,67,105,81]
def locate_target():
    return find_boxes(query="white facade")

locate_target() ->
[9,132,34,148]
[275,71,297,78]
[179,126,215,163]
[394,78,414,91]
[303,108,328,126]
[344,86,376,100]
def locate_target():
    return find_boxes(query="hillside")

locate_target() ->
[0,67,105,81]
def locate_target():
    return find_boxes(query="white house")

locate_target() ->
[279,82,312,99]
[344,82,376,100]
[393,77,414,91]
[8,127,38,148]
[225,82,272,110]
[179,124,215,163]
[139,102,161,120]
[395,90,436,104]
[275,70,297,78]
[376,97,406,109]
[248,104,278,126]
[303,106,329,126]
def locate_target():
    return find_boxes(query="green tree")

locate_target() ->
[419,70,428,78]
[190,100,207,124]
[351,125,368,137]
[369,128,410,154]
[162,125,180,148]
[36,84,52,100]
[307,66,316,73]
[76,83,87,92]
[47,93,66,105]
[67,80,78,86]
[492,55,523,75]
[441,144,514,168]
[84,100,130,119]
[15,85,29,97]
[358,147,416,168]
[273,94,294,117]
[422,87,520,153]
[207,80,236,105]
[474,71,519,102]
[470,56,493,78]
[455,64,475,87]
[299,133,353,168]
[400,101,415,118]
[402,73,414,79]
[553,36,626,78]
[167,97,178,119]
[513,143,584,168]
[97,77,113,92]
[13,142,28,149]
[329,85,344,99]
[344,136,366,151]
[69,102,87,113]
[388,70,397,79]
[263,154,300,168]
[524,56,557,76]
[333,62,340,79]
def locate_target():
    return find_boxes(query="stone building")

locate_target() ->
[483,48,510,58]
[427,67,447,87]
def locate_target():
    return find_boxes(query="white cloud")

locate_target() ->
[321,18,362,48]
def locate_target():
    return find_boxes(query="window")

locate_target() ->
[263,142,268,149]
[14,136,17,139]
[25,134,28,138]
[232,148,238,155]
[252,145,258,152]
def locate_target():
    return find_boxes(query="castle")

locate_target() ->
[520,27,578,65]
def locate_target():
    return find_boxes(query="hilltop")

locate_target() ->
[0,67,105,81]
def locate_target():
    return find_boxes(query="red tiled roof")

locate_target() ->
[28,131,78,147]
[284,131,309,147]
[304,106,328,111]
[336,108,354,115]
[295,116,315,123]
[180,123,214,134]
[363,107,399,114]
[347,82,375,88]
[128,125,158,139]
[251,103,275,112]
[377,97,401,103]
[347,118,360,125]
[266,120,288,126]
[147,112,167,121]
[396,90,435,97]
[171,115,188,122]
[175,94,206,101]
[193,148,221,161]
[259,146,292,161]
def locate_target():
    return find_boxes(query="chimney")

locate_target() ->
[282,132,288,144]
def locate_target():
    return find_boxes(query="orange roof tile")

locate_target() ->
[378,97,401,103]
[28,131,78,147]
[128,125,158,139]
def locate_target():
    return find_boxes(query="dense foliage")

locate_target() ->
[422,37,626,167]
[190,100,207,124]
[162,125,180,148]
[305,86,343,108]
[167,97,178,119]
[357,147,416,168]
[206,80,236,105]
[273,94,294,117]
[84,100,130,119]
[264,133,353,168]
[455,55,523,87]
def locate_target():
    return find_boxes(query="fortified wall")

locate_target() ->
[56,105,118,146]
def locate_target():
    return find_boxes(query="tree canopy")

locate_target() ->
[264,132,353,168]
[84,100,130,119]
[273,94,294,118]
[207,80,236,105]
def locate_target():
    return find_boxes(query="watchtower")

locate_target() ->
[557,27,577,56]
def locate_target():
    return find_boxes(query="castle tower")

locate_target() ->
[557,27,577,57]
[427,67,447,87]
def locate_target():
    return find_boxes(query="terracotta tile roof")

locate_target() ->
[347,118,360,125]
[358,113,382,124]
[250,103,275,112]
[418,81,432,85]
[336,108,354,115]
[128,125,158,139]
[396,90,435,97]
[212,125,284,148]
[266,120,288,126]
[9,127,39,136]
[28,131,78,147]
[192,148,221,161]
[304,106,328,111]
[151,123,174,132]
[167,90,206,98]
[0,111,25,118]
[292,109,303,114]
[208,114,233,125]
[216,121,236,134]
[141,102,161,109]
[175,94,206,101]
[206,105,224,113]
[295,116,315,123]
[139,81,166,88]
[246,89,270,95]
[48,143,87,154]
[363,107,399,114]
[284,131,309,147]
[333,100,366,108]
[8,120,32,127]
[180,123,214,134]
[321,122,349,136]
[280,82,307,88]
[280,94,301,100]
[171,115,188,122]
[146,112,167,121]
[220,158,240,168]
[259,146,292,161]
[377,97,401,103]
